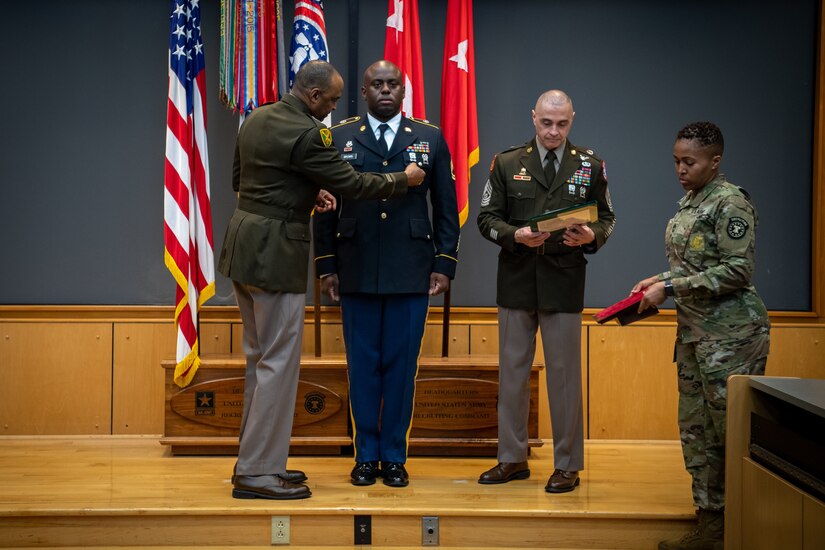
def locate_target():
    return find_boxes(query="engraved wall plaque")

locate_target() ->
[413,378,498,431]
[170,378,343,430]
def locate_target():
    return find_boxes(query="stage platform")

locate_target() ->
[0,436,695,549]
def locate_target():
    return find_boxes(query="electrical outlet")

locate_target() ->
[422,516,439,546]
[271,515,290,545]
[354,514,372,545]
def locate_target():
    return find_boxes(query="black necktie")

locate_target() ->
[378,123,390,156]
[544,152,556,184]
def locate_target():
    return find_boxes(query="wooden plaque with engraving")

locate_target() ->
[161,354,541,456]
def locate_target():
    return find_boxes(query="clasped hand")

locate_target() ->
[514,224,594,247]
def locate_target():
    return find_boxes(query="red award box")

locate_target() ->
[594,290,659,325]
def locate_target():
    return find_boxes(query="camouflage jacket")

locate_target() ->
[659,175,769,342]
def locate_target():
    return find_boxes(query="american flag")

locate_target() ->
[288,0,329,90]
[164,0,215,388]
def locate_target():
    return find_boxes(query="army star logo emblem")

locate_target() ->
[320,128,333,147]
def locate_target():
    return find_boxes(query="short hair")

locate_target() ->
[676,122,724,156]
[535,90,573,111]
[293,61,339,92]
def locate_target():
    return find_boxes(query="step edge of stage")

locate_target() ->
[0,507,696,520]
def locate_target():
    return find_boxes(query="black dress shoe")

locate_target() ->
[545,469,580,493]
[232,474,311,500]
[350,461,380,486]
[478,462,530,484]
[381,462,409,487]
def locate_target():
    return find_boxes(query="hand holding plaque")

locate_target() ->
[528,201,598,233]
[594,288,659,326]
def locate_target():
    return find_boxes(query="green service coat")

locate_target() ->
[477,139,615,312]
[218,94,408,293]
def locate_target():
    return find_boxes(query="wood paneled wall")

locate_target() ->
[2,310,822,440]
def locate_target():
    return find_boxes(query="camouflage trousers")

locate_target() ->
[675,331,769,511]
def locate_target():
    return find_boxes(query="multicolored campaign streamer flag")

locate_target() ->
[219,0,286,113]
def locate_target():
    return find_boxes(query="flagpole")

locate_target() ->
[275,0,287,97]
[347,0,360,117]
[441,288,451,357]
[314,274,322,357]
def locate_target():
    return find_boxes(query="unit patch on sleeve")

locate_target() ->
[727,217,749,239]
[320,128,333,147]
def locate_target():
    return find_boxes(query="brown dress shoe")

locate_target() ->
[231,465,307,484]
[232,474,311,500]
[280,469,308,483]
[545,469,580,493]
[478,462,530,484]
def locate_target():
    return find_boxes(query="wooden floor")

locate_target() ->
[0,436,695,549]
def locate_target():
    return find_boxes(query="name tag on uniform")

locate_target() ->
[514,174,532,181]
[342,153,358,161]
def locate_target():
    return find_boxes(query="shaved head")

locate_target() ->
[535,90,573,111]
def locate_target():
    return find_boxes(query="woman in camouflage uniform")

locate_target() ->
[633,122,770,550]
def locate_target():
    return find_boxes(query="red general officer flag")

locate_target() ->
[440,0,478,227]
[384,0,426,118]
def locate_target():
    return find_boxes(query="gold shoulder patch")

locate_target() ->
[320,128,333,147]
[409,116,439,129]
[333,116,360,129]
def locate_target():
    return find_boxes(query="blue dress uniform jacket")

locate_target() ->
[313,116,459,292]
[477,139,615,312]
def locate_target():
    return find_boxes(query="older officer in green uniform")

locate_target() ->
[634,122,769,550]
[477,90,615,493]
[218,61,424,500]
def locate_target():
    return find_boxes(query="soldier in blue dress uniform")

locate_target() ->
[313,60,460,487]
